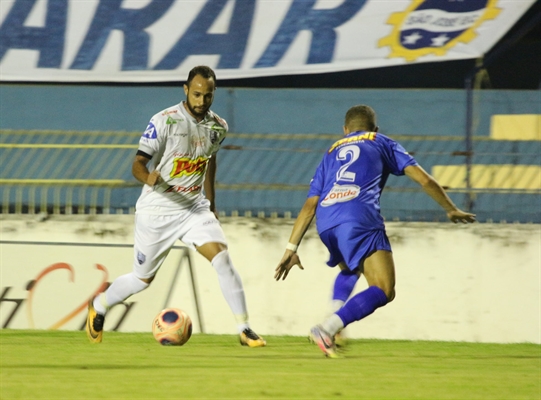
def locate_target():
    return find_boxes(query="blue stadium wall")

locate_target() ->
[2,85,539,135]
[1,85,540,222]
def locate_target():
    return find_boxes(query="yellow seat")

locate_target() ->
[432,165,541,190]
[490,115,541,141]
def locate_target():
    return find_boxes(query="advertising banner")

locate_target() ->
[0,241,202,333]
[0,0,535,82]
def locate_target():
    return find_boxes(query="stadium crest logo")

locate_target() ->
[378,0,501,62]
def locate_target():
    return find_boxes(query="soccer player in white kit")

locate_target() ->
[86,66,266,347]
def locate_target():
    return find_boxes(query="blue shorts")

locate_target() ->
[319,222,391,271]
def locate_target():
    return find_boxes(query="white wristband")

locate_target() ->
[286,242,298,252]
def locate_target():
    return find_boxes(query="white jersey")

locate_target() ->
[135,101,228,215]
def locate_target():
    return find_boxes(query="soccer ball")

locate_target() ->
[152,308,192,346]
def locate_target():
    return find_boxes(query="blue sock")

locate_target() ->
[333,269,359,302]
[336,286,388,326]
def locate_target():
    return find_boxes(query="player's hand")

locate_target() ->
[275,250,304,281]
[146,170,162,186]
[447,209,476,224]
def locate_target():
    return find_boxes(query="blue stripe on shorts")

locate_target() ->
[319,222,391,270]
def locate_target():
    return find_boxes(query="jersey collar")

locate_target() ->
[346,130,369,137]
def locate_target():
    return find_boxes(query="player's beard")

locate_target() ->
[185,99,210,119]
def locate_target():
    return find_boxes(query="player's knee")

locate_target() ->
[386,288,396,303]
[139,275,154,285]
[133,272,154,286]
[211,250,235,274]
[198,242,228,262]
[375,284,395,303]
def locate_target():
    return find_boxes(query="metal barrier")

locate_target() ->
[1,129,540,222]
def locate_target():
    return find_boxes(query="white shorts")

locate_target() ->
[132,210,227,279]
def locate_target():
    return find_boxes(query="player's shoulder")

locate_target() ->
[151,104,182,123]
[207,110,228,132]
[374,132,405,148]
[374,132,392,142]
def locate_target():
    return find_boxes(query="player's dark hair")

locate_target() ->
[186,65,217,87]
[345,105,377,132]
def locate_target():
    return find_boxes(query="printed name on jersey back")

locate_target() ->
[170,156,208,178]
[321,184,361,207]
[328,132,376,153]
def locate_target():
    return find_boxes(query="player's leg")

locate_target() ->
[183,211,265,347]
[311,227,353,356]
[328,263,361,347]
[311,228,393,356]
[331,263,361,313]
[196,241,249,326]
[86,214,176,343]
[86,270,150,344]
[319,228,360,312]
[96,214,177,312]
[321,250,394,337]
[361,249,396,302]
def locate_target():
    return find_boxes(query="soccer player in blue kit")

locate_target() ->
[275,105,476,358]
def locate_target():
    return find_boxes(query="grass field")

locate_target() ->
[0,330,539,400]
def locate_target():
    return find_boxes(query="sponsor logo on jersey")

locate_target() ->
[170,156,208,178]
[166,116,183,125]
[142,122,157,139]
[321,184,361,207]
[164,184,202,194]
[378,0,500,62]
[328,132,376,153]
[161,110,178,116]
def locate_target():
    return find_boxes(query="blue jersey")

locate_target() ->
[308,131,417,233]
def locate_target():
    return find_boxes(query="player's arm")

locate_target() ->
[287,195,319,246]
[132,152,162,186]
[404,165,476,223]
[204,155,217,214]
[275,196,319,281]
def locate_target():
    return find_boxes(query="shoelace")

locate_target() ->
[93,314,105,331]
[243,328,259,340]
[315,328,333,349]
[319,334,331,348]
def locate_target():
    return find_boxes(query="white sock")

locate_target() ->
[321,314,345,337]
[94,273,149,315]
[211,250,249,333]
[329,300,347,335]
[331,299,345,313]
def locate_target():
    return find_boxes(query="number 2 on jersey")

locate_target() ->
[336,145,360,182]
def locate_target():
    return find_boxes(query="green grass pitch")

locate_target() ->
[0,329,539,399]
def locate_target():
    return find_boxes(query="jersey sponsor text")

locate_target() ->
[164,185,202,194]
[328,132,376,153]
[321,184,361,207]
[170,157,208,178]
